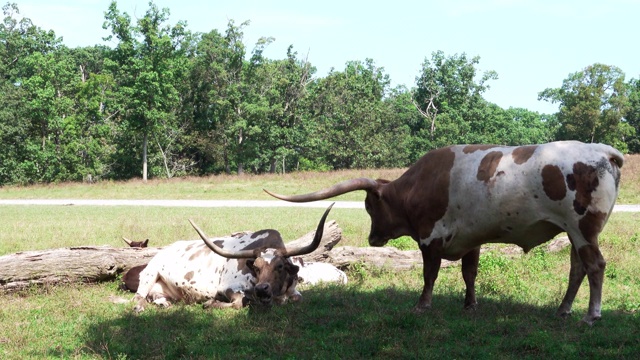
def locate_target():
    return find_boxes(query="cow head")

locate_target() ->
[264,179,412,247]
[189,203,334,306]
[122,237,149,248]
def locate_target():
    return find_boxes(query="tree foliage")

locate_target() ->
[102,0,189,180]
[0,1,636,186]
[539,63,633,152]
[625,77,640,153]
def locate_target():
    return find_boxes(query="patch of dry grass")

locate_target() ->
[0,154,637,203]
[620,154,640,204]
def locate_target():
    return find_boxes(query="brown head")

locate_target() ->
[189,203,334,305]
[122,237,149,248]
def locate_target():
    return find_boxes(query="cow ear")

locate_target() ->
[372,179,389,198]
[246,259,256,272]
[142,239,149,247]
[286,261,300,275]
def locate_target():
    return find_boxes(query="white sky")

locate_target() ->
[16,0,640,114]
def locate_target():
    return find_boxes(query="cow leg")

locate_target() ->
[461,247,480,310]
[577,244,606,325]
[133,269,161,313]
[414,243,442,313]
[556,244,585,318]
[204,289,246,310]
[150,288,173,308]
[558,233,606,326]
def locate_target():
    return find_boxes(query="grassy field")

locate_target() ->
[0,156,639,359]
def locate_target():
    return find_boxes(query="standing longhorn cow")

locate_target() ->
[133,204,333,312]
[265,141,624,325]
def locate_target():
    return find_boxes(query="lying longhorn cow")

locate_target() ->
[133,204,333,312]
[265,141,624,325]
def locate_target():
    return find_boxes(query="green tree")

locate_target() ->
[189,20,256,174]
[411,51,498,155]
[539,63,632,151]
[0,2,79,184]
[304,59,409,169]
[625,77,640,153]
[103,1,189,181]
[254,45,313,173]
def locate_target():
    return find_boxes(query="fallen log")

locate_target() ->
[324,236,571,270]
[0,246,158,292]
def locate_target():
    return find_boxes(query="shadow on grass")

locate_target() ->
[57,283,640,360]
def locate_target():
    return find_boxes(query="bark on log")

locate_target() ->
[0,246,158,292]
[325,236,571,271]
[0,220,342,293]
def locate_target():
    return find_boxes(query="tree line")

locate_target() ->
[1,1,639,185]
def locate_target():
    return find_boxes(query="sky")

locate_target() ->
[16,0,640,114]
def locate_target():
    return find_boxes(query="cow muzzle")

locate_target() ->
[254,283,273,305]
[368,235,389,247]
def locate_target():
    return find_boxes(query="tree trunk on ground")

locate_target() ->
[0,246,157,292]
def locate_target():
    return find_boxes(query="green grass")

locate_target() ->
[0,167,639,359]
[1,211,639,359]
[0,206,371,254]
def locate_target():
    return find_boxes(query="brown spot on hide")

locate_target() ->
[511,145,538,164]
[242,230,285,251]
[120,264,147,292]
[579,210,607,244]
[541,164,566,201]
[566,162,599,215]
[189,247,209,261]
[213,240,225,248]
[184,271,194,282]
[185,243,194,251]
[398,147,456,241]
[463,144,499,154]
[477,151,503,183]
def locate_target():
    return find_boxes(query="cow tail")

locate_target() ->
[609,150,624,169]
[604,146,624,188]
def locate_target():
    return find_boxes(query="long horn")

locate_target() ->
[189,220,257,259]
[264,178,378,202]
[122,237,132,246]
[284,203,334,257]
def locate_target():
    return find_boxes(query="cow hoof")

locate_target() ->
[205,300,230,309]
[464,302,478,311]
[581,314,601,326]
[556,309,572,318]
[411,305,431,314]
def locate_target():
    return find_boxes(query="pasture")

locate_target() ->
[1,155,639,359]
